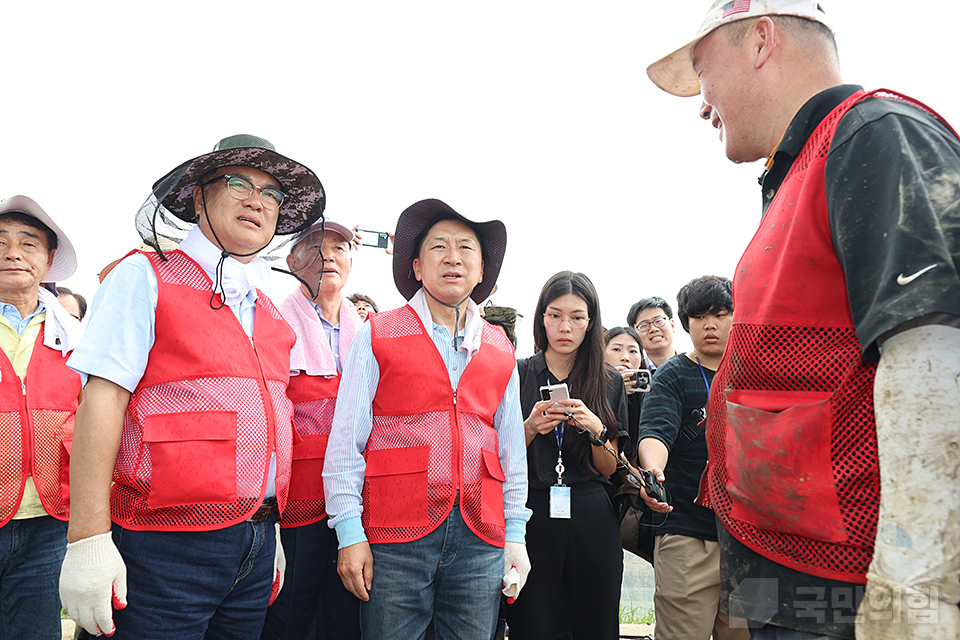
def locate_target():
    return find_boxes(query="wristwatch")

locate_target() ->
[592,425,608,446]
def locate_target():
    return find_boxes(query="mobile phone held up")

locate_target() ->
[539,382,570,403]
[357,230,390,249]
[624,369,652,393]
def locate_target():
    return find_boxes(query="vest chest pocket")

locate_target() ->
[723,390,848,543]
[142,411,238,509]
[288,435,328,502]
[479,448,506,526]
[365,446,430,528]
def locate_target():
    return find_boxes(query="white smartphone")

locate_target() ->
[539,382,570,403]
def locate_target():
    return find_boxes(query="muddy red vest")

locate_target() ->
[112,250,295,531]
[0,327,80,526]
[364,305,515,546]
[282,371,339,527]
[705,89,958,584]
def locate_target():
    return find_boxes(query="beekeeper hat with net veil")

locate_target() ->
[136,134,327,303]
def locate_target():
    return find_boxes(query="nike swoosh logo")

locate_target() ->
[896,264,938,286]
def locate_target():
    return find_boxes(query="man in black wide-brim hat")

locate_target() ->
[60,135,325,639]
[323,199,532,640]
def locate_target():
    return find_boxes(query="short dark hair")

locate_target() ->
[626,296,673,327]
[56,286,88,320]
[347,293,378,313]
[676,275,733,333]
[0,212,58,252]
[413,215,486,262]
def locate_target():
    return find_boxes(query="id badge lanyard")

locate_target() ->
[549,377,571,519]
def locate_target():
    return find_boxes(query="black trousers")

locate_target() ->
[260,518,360,640]
[505,482,623,640]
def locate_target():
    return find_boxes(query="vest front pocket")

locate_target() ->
[142,411,238,509]
[479,447,506,526]
[723,390,848,543]
[365,446,429,528]
[288,434,328,502]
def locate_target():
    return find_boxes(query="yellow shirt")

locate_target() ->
[0,310,49,519]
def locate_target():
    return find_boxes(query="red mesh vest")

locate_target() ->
[281,372,339,527]
[364,305,515,546]
[706,90,955,583]
[0,327,80,525]
[112,250,295,531]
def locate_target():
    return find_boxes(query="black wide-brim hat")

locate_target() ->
[393,199,506,304]
[152,134,325,236]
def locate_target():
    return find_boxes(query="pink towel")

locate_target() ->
[280,290,361,376]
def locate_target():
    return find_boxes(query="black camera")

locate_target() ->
[691,407,707,425]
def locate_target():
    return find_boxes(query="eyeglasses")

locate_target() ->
[635,316,668,333]
[206,174,286,211]
[543,312,589,330]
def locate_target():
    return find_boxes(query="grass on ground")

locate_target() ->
[619,600,655,625]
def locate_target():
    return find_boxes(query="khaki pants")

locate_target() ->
[653,533,750,640]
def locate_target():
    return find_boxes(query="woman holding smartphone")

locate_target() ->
[505,271,628,640]
[603,326,648,466]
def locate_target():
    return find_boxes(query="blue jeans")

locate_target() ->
[0,516,67,640]
[260,518,360,640]
[362,508,503,640]
[80,515,278,640]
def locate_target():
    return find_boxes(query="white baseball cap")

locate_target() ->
[647,0,833,97]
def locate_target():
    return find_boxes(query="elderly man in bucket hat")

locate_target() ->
[0,195,82,640]
[323,199,531,640]
[260,219,363,640]
[648,2,960,639]
[60,135,325,639]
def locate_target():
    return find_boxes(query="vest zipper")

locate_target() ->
[250,333,279,506]
[452,387,462,501]
[20,381,30,477]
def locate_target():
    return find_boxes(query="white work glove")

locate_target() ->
[502,541,531,604]
[856,325,960,639]
[269,522,286,605]
[59,532,127,637]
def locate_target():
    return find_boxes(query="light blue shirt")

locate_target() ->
[68,240,278,497]
[308,299,341,374]
[323,318,531,548]
[1,300,47,336]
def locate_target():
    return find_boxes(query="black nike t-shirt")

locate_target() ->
[726,85,960,638]
[761,84,960,363]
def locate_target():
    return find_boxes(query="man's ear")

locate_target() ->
[477,260,484,284]
[286,252,298,272]
[412,257,423,282]
[47,248,56,270]
[752,16,779,69]
[192,184,205,219]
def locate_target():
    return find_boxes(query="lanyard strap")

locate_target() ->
[693,355,711,395]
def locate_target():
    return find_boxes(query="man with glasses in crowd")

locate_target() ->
[262,220,363,640]
[60,135,326,639]
[627,297,678,371]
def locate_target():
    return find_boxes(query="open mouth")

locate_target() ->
[238,215,262,229]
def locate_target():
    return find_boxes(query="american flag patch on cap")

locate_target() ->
[722,0,752,18]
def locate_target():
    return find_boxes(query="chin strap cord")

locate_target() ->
[423,287,472,351]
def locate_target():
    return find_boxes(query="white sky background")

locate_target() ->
[4,1,958,357]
